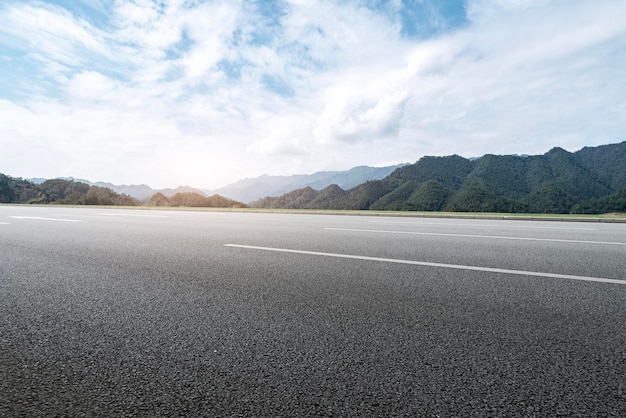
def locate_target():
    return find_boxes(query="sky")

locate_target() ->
[1,0,625,190]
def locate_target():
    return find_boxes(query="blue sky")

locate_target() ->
[1,0,625,189]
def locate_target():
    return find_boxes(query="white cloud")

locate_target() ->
[247,116,312,157]
[399,0,626,156]
[314,89,410,144]
[1,0,625,189]
[66,70,119,101]
[113,3,180,59]
[280,0,404,69]
[407,37,464,77]
[0,3,111,68]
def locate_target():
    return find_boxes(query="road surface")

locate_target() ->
[1,206,625,416]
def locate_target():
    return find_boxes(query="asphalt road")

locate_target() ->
[1,206,625,416]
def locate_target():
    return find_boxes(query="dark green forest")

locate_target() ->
[146,192,247,208]
[0,176,139,206]
[0,176,247,208]
[252,142,626,214]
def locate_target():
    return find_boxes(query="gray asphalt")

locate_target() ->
[1,206,625,416]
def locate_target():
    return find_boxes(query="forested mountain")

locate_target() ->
[0,176,247,208]
[29,177,208,201]
[212,164,406,203]
[0,176,139,206]
[252,142,626,214]
[25,165,403,203]
[146,192,247,208]
[4,142,624,213]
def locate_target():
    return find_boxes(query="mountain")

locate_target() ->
[252,142,626,214]
[1,177,246,208]
[22,165,404,203]
[29,177,209,201]
[25,177,47,184]
[76,179,210,201]
[146,192,247,208]
[211,164,406,203]
[10,142,625,214]
[1,176,139,206]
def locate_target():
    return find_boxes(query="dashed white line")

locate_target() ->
[324,227,626,246]
[224,244,625,285]
[9,216,82,223]
[0,222,10,225]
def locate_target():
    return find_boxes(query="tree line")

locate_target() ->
[0,176,139,206]
[0,176,246,208]
[252,142,626,214]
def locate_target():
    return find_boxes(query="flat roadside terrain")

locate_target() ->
[2,205,625,416]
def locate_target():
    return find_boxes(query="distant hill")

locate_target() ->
[23,165,404,203]
[252,142,626,214]
[1,176,246,208]
[211,164,406,203]
[146,192,247,208]
[1,176,139,206]
[10,142,625,214]
[38,178,209,201]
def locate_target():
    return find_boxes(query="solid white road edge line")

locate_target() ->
[9,216,82,222]
[324,227,626,246]
[224,244,626,285]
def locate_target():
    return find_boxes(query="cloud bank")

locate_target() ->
[1,0,624,188]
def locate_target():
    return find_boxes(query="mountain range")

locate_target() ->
[6,142,625,214]
[27,164,405,203]
[211,164,406,203]
[0,176,247,208]
[252,142,626,214]
[26,177,207,202]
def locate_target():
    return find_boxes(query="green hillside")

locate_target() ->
[252,142,626,214]
[0,176,139,206]
[147,192,247,208]
[0,176,247,208]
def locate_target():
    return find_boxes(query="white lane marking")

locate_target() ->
[224,244,626,285]
[325,227,626,246]
[368,220,596,231]
[9,216,82,223]
[0,222,10,225]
